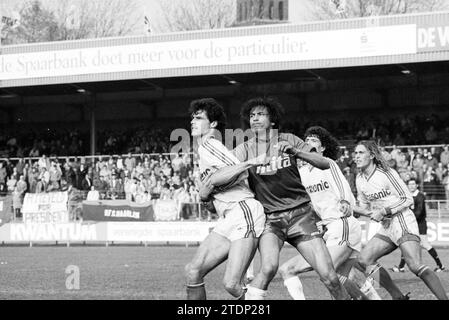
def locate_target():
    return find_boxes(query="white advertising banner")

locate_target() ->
[22,192,69,224]
[417,22,449,52]
[0,25,416,81]
[360,220,449,244]
[153,199,179,221]
[106,221,215,242]
[3,223,100,241]
[0,219,446,244]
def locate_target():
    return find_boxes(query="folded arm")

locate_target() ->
[210,163,253,187]
[295,150,330,170]
[199,154,267,201]
[278,141,330,170]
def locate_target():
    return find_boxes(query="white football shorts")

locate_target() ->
[322,215,362,255]
[374,209,420,246]
[213,198,266,242]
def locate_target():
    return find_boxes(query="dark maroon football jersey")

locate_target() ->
[234,133,311,214]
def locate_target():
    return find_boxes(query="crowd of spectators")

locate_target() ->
[2,143,449,218]
[1,114,448,159]
[0,152,202,219]
[284,113,449,146]
[0,127,174,158]
[2,112,449,219]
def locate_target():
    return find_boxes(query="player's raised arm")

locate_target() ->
[210,153,267,187]
[277,140,330,170]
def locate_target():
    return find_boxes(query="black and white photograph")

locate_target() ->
[1,0,449,306]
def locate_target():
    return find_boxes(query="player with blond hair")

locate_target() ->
[352,140,447,300]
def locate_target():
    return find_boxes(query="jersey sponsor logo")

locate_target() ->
[365,189,391,201]
[200,168,212,181]
[305,180,330,194]
[255,155,291,175]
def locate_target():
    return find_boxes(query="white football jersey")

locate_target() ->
[356,166,413,215]
[198,136,254,204]
[299,158,355,225]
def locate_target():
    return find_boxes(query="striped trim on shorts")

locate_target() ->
[338,217,350,246]
[239,200,256,238]
[397,212,409,237]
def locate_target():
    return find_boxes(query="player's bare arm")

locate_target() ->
[276,140,330,170]
[209,153,267,187]
[198,154,268,199]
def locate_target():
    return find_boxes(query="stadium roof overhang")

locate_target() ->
[1,11,449,106]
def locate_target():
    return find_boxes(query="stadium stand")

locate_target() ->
[2,111,449,218]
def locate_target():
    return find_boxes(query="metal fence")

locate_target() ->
[4,188,218,223]
[5,188,448,222]
[425,200,449,219]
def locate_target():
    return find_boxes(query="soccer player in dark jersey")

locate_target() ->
[231,97,350,300]
[392,178,445,273]
[185,98,267,300]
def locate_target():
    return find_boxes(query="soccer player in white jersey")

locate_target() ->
[199,98,351,300]
[185,98,266,300]
[278,126,380,300]
[352,140,448,300]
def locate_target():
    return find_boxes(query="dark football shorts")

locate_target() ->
[261,201,322,247]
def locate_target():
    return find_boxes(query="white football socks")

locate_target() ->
[283,276,306,300]
[245,285,267,300]
[360,277,381,300]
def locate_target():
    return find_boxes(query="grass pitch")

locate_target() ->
[0,245,448,300]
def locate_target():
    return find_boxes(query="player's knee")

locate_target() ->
[260,261,278,281]
[223,279,243,297]
[319,270,340,289]
[355,256,369,273]
[407,261,425,276]
[185,262,202,282]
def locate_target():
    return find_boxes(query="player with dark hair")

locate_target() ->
[277,126,380,300]
[392,178,445,273]
[189,98,227,134]
[352,140,448,300]
[184,98,267,300]
[240,96,284,130]
[233,97,350,300]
